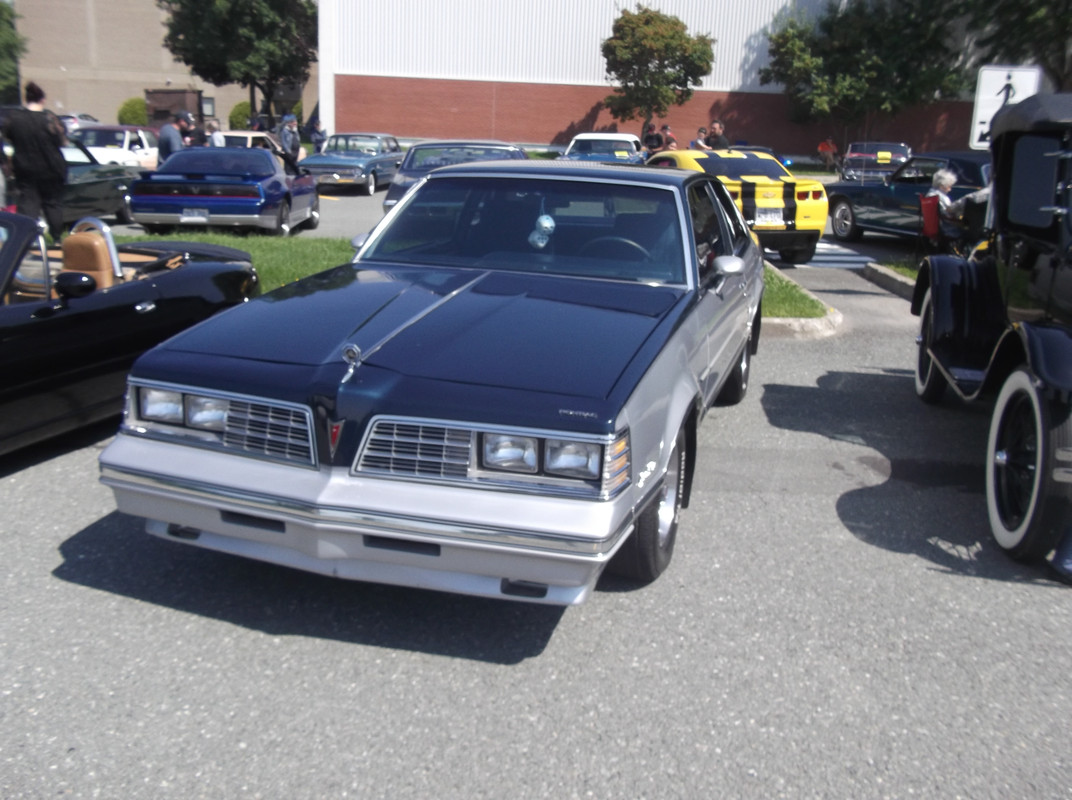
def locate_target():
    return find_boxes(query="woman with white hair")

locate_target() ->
[927,168,961,239]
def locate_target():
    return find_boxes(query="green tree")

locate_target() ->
[601,4,714,131]
[117,97,148,126]
[760,1,968,138]
[157,0,317,129]
[0,2,27,105]
[959,0,1072,91]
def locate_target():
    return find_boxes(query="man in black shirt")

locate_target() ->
[2,82,67,240]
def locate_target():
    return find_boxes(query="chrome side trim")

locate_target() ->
[101,465,632,557]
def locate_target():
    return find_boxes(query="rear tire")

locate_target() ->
[778,242,817,264]
[986,367,1072,561]
[608,427,686,583]
[273,200,291,237]
[914,290,946,404]
[305,194,320,230]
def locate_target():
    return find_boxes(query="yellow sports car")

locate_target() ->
[648,148,828,263]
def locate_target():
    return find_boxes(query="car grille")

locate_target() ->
[222,400,315,466]
[356,420,473,479]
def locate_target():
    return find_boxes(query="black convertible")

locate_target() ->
[0,213,259,456]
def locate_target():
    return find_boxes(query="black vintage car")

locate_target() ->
[910,94,1072,565]
[0,213,259,456]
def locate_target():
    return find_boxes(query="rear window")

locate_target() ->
[401,146,522,173]
[158,149,275,177]
[698,155,788,180]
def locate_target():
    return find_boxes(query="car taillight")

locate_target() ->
[796,189,824,200]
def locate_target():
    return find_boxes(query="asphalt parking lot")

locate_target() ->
[5,193,1070,798]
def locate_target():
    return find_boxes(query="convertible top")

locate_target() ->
[990,93,1072,139]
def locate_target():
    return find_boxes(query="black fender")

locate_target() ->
[911,252,1007,378]
[1002,323,1072,397]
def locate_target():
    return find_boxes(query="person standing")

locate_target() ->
[1,81,67,240]
[157,110,194,164]
[690,127,712,150]
[309,120,327,153]
[817,136,839,170]
[280,114,302,160]
[642,122,663,154]
[206,120,226,147]
[706,119,729,149]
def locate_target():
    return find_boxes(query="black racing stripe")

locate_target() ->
[782,181,797,228]
[739,181,756,222]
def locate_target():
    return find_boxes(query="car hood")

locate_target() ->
[157,264,685,399]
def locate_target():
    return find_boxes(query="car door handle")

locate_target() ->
[135,301,156,314]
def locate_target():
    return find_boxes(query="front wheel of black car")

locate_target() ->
[609,427,686,583]
[273,200,291,236]
[717,334,751,406]
[987,368,1072,561]
[914,290,946,404]
[830,199,862,242]
[364,172,377,195]
[116,194,134,224]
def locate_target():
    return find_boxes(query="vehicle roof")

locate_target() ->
[408,139,523,149]
[990,93,1072,138]
[570,132,641,142]
[911,150,990,164]
[429,158,693,187]
[328,132,395,138]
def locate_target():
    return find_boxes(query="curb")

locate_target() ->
[861,262,915,301]
[764,263,844,339]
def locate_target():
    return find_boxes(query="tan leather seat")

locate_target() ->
[62,232,116,289]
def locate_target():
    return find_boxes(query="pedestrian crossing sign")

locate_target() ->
[971,66,1042,150]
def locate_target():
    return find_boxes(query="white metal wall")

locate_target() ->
[318,0,826,135]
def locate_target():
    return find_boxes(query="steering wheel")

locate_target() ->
[578,236,650,261]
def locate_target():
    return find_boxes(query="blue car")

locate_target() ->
[560,133,645,165]
[827,151,991,242]
[299,132,403,195]
[130,147,319,236]
[100,161,765,605]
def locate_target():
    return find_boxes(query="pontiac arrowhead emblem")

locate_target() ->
[328,420,344,458]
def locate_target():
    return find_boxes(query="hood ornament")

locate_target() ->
[340,343,362,384]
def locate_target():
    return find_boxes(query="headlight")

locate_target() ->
[139,388,183,423]
[545,439,601,479]
[185,395,228,431]
[483,434,538,473]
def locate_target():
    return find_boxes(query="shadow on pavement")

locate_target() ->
[52,510,564,664]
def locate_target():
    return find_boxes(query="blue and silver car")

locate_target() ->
[130,147,319,236]
[100,161,764,605]
[560,132,645,165]
[299,132,403,195]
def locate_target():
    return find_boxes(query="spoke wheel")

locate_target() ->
[914,289,946,404]
[831,199,861,242]
[609,427,686,583]
[987,368,1072,560]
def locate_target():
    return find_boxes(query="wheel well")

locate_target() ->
[983,335,1027,398]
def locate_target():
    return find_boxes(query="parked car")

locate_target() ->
[0,213,258,457]
[560,132,645,164]
[828,152,991,242]
[838,141,912,181]
[58,112,100,134]
[71,124,159,169]
[99,160,765,605]
[300,132,403,195]
[648,147,828,263]
[910,93,1072,566]
[220,130,303,160]
[382,139,528,212]
[130,146,319,236]
[59,140,144,224]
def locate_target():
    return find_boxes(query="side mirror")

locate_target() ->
[712,255,745,277]
[54,271,97,305]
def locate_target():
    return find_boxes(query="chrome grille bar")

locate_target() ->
[358,420,472,478]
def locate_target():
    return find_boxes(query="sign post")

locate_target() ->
[970,66,1042,150]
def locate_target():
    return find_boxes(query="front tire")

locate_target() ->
[608,427,686,583]
[717,333,752,406]
[914,289,946,404]
[364,171,377,196]
[986,367,1072,560]
[116,194,134,224]
[831,199,862,242]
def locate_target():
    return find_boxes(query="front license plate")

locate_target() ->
[181,208,210,222]
[754,207,783,227]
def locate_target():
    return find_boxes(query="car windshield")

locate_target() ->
[325,135,382,153]
[61,146,93,166]
[845,142,910,159]
[401,146,517,174]
[157,149,275,177]
[568,139,637,155]
[698,156,788,180]
[363,175,686,284]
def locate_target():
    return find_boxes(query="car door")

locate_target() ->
[0,237,164,452]
[686,178,751,404]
